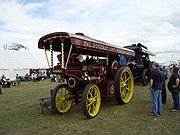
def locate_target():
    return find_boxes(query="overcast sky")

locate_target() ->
[0,0,180,63]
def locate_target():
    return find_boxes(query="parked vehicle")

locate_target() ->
[124,43,155,86]
[38,32,135,118]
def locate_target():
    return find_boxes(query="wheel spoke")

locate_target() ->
[89,89,93,98]
[65,93,70,97]
[125,77,131,83]
[87,102,93,107]
[57,90,62,95]
[121,93,125,99]
[123,73,126,81]
[92,103,96,109]
[88,105,92,113]
[120,82,124,87]
[94,95,98,99]
[126,87,131,91]
[121,90,125,96]
[121,77,124,82]
[56,100,62,105]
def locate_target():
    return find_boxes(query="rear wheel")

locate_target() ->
[114,67,134,104]
[52,84,73,114]
[82,84,101,119]
[142,69,149,86]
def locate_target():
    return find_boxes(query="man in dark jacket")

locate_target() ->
[149,62,164,116]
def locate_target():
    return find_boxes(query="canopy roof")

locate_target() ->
[38,32,135,56]
[124,43,155,56]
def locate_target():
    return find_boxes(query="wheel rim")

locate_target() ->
[55,86,72,113]
[120,68,134,103]
[86,85,101,117]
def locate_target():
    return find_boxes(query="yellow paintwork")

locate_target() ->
[120,68,134,103]
[55,87,72,113]
[86,85,101,117]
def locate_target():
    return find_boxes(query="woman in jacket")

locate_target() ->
[168,67,180,112]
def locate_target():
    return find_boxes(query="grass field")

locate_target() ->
[0,80,179,135]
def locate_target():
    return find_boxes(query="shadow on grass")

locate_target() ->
[37,97,124,120]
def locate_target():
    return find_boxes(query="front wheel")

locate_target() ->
[82,84,101,119]
[142,69,150,86]
[51,84,73,114]
[114,67,134,104]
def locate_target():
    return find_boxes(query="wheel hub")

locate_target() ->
[88,97,96,103]
[60,97,65,101]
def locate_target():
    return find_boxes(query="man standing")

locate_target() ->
[149,62,163,116]
[160,69,168,104]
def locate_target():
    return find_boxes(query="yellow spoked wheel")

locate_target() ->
[114,67,134,104]
[52,84,73,114]
[82,84,101,119]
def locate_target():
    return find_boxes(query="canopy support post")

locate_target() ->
[50,44,53,68]
[61,43,65,69]
[65,44,73,69]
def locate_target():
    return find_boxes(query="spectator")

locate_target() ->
[167,67,180,112]
[15,74,20,85]
[47,70,51,78]
[32,73,37,82]
[160,69,168,104]
[37,70,42,81]
[1,75,11,88]
[1,74,6,84]
[148,62,164,116]
[50,74,56,82]
[162,66,168,76]
[24,73,30,81]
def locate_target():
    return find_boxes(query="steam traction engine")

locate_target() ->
[124,43,155,86]
[38,32,135,118]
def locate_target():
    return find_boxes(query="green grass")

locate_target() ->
[0,80,179,135]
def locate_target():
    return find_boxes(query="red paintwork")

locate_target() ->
[70,37,134,56]
[99,81,115,97]
[65,70,83,79]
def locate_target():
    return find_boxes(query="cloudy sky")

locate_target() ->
[0,0,180,63]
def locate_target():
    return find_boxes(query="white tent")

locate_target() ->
[150,53,180,66]
[0,49,54,80]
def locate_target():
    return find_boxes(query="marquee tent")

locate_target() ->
[0,49,57,80]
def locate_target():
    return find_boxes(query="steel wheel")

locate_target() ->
[114,67,134,104]
[82,84,101,119]
[52,84,73,114]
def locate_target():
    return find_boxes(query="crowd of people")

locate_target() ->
[0,69,53,94]
[30,69,51,82]
[148,63,180,117]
